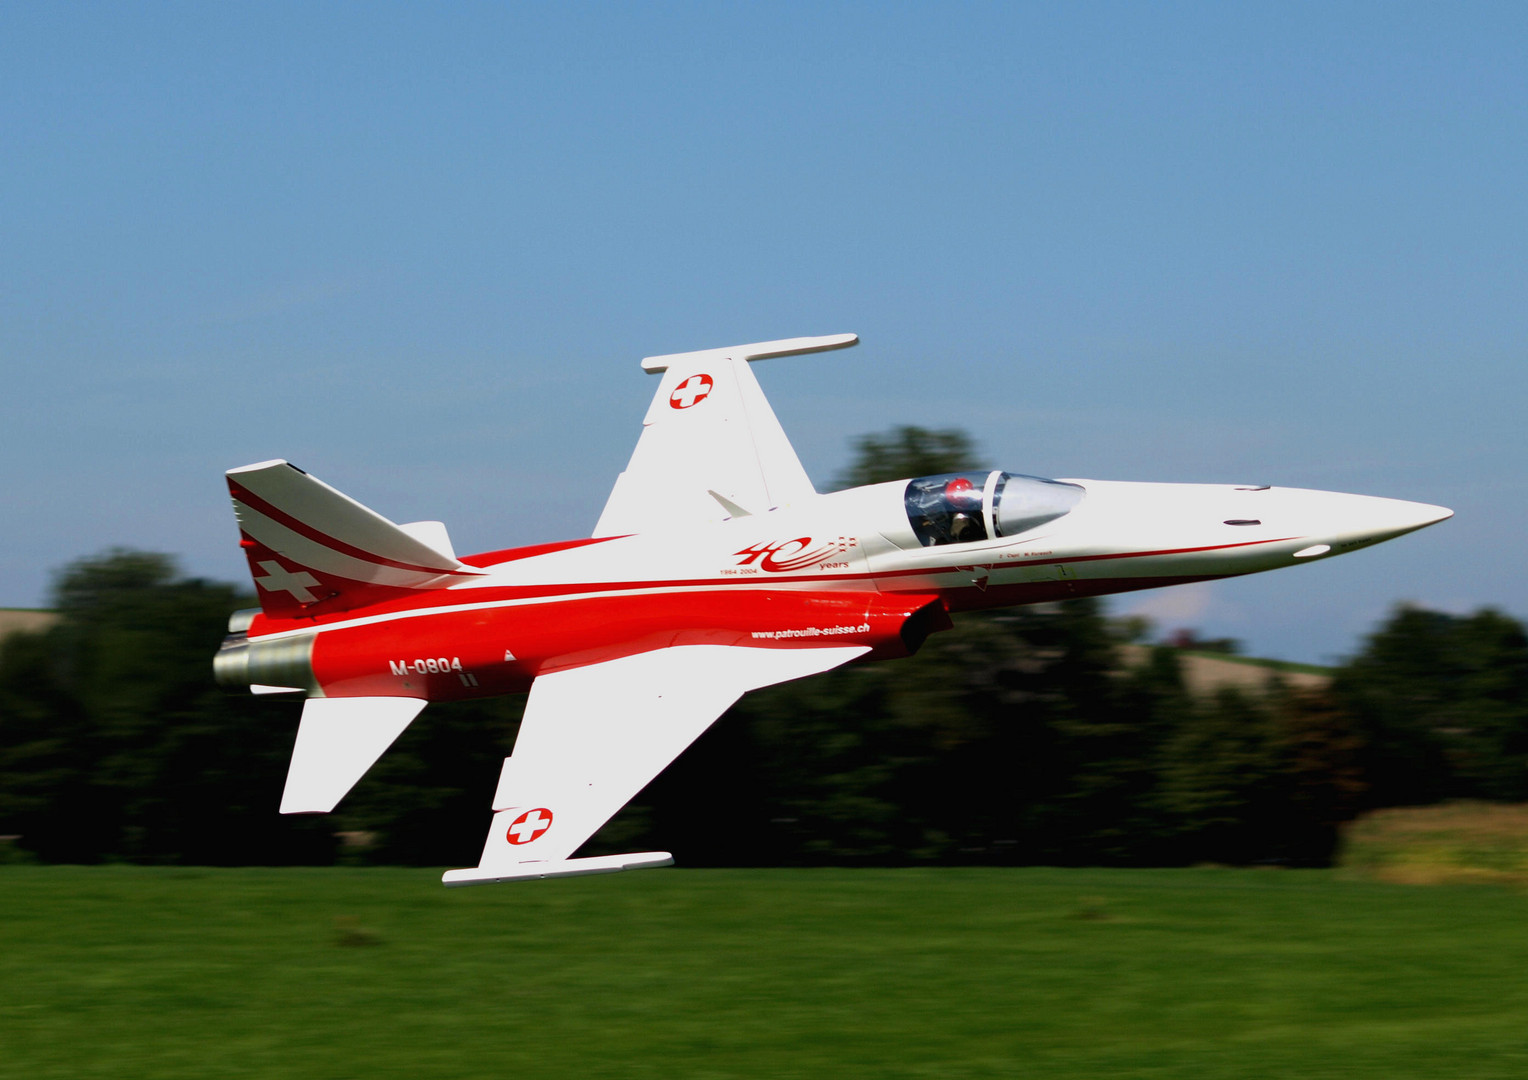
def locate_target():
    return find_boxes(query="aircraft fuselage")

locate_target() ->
[218,474,1449,704]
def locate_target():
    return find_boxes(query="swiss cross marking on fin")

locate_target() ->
[669,374,714,409]
[253,560,321,602]
[506,808,553,844]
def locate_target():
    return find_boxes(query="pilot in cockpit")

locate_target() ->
[906,470,1085,548]
[943,476,984,543]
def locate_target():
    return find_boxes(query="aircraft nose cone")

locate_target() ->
[1344,496,1453,540]
[1276,490,1453,560]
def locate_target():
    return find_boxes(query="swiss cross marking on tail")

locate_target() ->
[506,808,553,844]
[669,374,714,409]
[252,560,321,602]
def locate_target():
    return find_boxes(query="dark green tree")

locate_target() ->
[336,694,523,866]
[1268,686,1367,863]
[0,549,336,863]
[1157,687,1273,861]
[1332,605,1528,806]
[831,425,983,489]
[1155,679,1368,866]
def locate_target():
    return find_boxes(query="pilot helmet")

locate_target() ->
[943,476,981,508]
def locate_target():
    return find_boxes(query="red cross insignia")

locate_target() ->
[670,374,714,409]
[506,807,554,845]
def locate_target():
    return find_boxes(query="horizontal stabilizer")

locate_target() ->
[441,851,674,887]
[280,696,427,814]
[227,460,483,618]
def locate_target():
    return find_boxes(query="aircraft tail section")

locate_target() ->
[227,460,484,619]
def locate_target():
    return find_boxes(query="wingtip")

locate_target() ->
[641,333,859,373]
[441,852,675,887]
[227,459,290,476]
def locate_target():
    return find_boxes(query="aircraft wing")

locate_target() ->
[443,642,868,885]
[593,334,858,537]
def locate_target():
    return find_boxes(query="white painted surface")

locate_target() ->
[442,851,674,886]
[279,696,428,814]
[450,643,867,878]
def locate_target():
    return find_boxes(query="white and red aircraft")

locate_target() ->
[215,334,1451,885]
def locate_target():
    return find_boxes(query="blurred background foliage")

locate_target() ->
[1,429,1524,870]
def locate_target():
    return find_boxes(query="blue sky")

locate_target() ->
[2,2,1523,662]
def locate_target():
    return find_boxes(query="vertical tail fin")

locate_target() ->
[227,460,483,619]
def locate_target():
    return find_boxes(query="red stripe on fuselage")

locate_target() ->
[247,535,1298,637]
[303,573,1236,702]
[309,589,943,699]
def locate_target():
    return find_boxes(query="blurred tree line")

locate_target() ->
[1,428,1523,869]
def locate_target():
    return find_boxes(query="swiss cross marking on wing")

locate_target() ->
[506,807,553,844]
[669,374,714,409]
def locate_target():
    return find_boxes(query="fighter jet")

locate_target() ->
[214,334,1451,884]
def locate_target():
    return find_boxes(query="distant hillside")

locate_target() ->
[1341,802,1528,885]
[0,609,59,640]
[1118,644,1332,696]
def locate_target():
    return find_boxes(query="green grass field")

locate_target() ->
[3,866,1526,1079]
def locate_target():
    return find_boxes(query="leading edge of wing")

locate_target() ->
[442,643,868,885]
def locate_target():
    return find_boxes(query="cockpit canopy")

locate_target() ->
[904,471,1085,547]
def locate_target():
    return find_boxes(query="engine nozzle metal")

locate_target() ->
[213,628,317,694]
